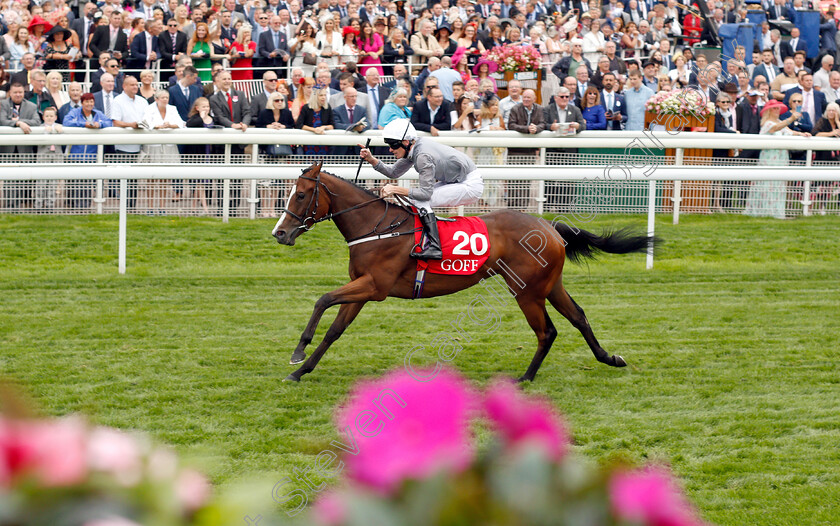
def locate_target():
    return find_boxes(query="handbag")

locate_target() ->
[267,144,293,156]
[303,52,317,65]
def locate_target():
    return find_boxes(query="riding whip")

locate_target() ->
[355,138,371,184]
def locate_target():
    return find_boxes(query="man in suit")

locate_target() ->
[410,21,443,72]
[0,83,42,208]
[786,27,808,59]
[72,1,98,59]
[10,53,37,90]
[91,58,125,94]
[599,73,625,130]
[127,19,162,76]
[624,0,647,25]
[159,18,188,72]
[783,72,826,128]
[736,90,762,160]
[89,52,112,92]
[410,86,451,136]
[543,86,586,209]
[89,11,129,62]
[169,65,202,121]
[210,70,251,132]
[333,87,371,156]
[59,82,84,124]
[769,29,789,65]
[363,69,389,130]
[219,10,237,42]
[330,72,370,111]
[753,49,781,83]
[251,10,272,63]
[210,70,251,210]
[258,15,292,77]
[249,70,280,125]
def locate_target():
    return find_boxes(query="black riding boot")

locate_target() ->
[412,209,443,260]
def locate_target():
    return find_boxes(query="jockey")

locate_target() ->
[358,119,484,259]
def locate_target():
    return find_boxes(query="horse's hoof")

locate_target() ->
[290,353,306,365]
[283,374,300,382]
[516,375,533,383]
[613,355,627,367]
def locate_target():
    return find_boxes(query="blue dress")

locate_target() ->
[582,105,606,130]
[302,111,329,156]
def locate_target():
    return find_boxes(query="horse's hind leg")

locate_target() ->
[548,283,626,368]
[516,297,558,383]
[285,302,366,382]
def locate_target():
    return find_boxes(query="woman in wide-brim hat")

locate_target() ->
[744,99,809,218]
[434,22,457,56]
[472,57,498,93]
[27,16,53,47]
[44,25,73,81]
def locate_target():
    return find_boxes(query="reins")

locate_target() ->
[280,170,420,245]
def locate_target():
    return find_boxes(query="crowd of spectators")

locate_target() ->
[1,0,840,214]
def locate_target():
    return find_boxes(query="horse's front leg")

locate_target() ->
[288,275,377,366]
[285,301,366,382]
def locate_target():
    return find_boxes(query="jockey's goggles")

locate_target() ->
[384,138,404,149]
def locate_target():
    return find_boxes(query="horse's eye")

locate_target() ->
[296,192,306,200]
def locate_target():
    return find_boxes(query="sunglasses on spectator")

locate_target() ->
[557,94,569,98]
[266,78,278,82]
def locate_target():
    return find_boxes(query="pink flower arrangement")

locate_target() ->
[335,368,477,492]
[0,413,214,525]
[480,44,542,73]
[611,466,707,526]
[645,89,716,120]
[484,379,570,461]
[309,369,708,526]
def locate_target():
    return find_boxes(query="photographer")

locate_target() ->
[289,18,319,77]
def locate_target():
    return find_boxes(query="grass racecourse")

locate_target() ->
[1,212,839,525]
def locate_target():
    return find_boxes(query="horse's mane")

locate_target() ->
[314,166,412,213]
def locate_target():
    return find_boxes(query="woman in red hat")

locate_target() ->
[744,99,810,218]
[340,25,360,64]
[27,16,53,52]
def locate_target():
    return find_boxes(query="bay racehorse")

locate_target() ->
[272,162,651,382]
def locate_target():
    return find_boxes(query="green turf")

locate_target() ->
[1,213,839,525]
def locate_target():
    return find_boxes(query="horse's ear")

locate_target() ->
[316,159,324,172]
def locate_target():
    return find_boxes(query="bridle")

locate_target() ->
[280,168,415,240]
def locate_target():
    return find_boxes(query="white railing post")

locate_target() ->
[536,179,545,215]
[673,148,684,225]
[249,179,258,219]
[646,179,656,270]
[94,145,105,214]
[119,179,127,274]
[223,144,232,222]
[802,150,813,216]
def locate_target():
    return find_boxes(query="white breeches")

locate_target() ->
[412,170,484,212]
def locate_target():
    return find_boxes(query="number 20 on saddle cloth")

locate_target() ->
[413,215,491,298]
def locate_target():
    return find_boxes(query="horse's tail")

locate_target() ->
[554,224,652,264]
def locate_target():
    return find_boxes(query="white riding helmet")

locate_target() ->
[382,119,417,143]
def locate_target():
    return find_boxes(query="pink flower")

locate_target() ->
[175,468,212,512]
[610,466,705,526]
[313,492,347,525]
[87,427,143,486]
[0,417,87,487]
[335,368,477,493]
[483,379,570,461]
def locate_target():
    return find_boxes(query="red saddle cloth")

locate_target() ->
[414,216,491,275]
